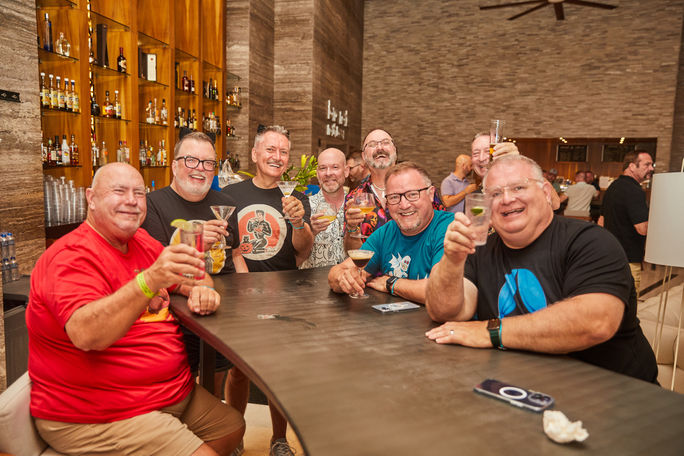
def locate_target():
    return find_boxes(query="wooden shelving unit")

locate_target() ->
[36,0,228,191]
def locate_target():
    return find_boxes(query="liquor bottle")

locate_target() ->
[48,74,57,109]
[42,13,53,52]
[53,135,61,165]
[91,90,100,116]
[160,139,167,166]
[91,136,99,168]
[102,90,114,117]
[182,71,189,92]
[151,180,156,192]
[61,135,70,165]
[71,80,79,113]
[41,140,47,164]
[40,72,49,108]
[139,141,146,166]
[213,80,219,100]
[215,113,221,136]
[122,140,130,163]
[100,140,108,166]
[46,138,54,166]
[154,98,160,124]
[114,90,121,119]
[56,76,65,110]
[55,32,70,56]
[116,140,123,162]
[145,140,153,166]
[157,141,162,166]
[65,78,73,112]
[190,73,195,94]
[117,47,127,73]
[70,134,79,166]
[146,100,154,124]
[203,80,209,99]
[192,109,197,130]
[160,98,168,125]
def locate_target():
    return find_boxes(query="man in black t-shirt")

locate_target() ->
[141,131,250,450]
[425,155,657,383]
[222,125,312,455]
[599,150,654,296]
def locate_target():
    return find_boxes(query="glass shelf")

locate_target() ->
[38,47,79,64]
[226,135,241,140]
[138,32,169,49]
[90,10,130,32]
[41,107,81,117]
[43,164,82,169]
[175,89,197,98]
[226,71,240,81]
[93,115,130,124]
[202,60,221,72]
[90,64,130,78]
[139,122,168,129]
[203,97,221,104]
[175,48,198,62]
[139,77,169,89]
[226,104,241,111]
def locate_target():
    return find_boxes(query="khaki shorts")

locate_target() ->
[629,262,642,296]
[35,385,244,456]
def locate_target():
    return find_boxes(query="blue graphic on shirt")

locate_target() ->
[497,269,547,318]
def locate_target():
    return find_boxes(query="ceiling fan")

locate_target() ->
[480,0,617,21]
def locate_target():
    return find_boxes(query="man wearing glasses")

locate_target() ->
[424,155,657,383]
[329,162,453,304]
[344,129,445,251]
[141,131,249,433]
[346,150,369,189]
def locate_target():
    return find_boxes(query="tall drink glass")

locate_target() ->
[465,193,492,246]
[179,221,205,279]
[489,119,505,164]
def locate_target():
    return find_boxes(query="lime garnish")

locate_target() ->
[170,218,192,230]
[470,206,485,216]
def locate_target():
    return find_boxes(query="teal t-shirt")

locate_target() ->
[363,210,453,279]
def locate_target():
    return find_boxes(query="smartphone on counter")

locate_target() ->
[371,302,420,313]
[473,379,554,413]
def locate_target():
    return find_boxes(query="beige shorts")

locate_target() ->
[35,384,244,456]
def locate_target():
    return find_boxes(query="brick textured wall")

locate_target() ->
[362,0,684,183]
[0,0,45,390]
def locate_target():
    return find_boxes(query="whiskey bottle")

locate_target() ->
[70,134,79,166]
[40,72,49,108]
[146,100,154,124]
[154,98,160,124]
[49,74,58,109]
[190,73,195,94]
[122,140,130,163]
[116,140,123,162]
[42,13,53,52]
[91,89,100,116]
[65,79,73,112]
[160,139,167,166]
[117,47,127,73]
[114,90,121,119]
[53,135,61,165]
[182,71,190,92]
[61,135,70,165]
[100,140,108,166]
[55,32,70,56]
[91,135,99,168]
[56,76,65,110]
[160,98,168,125]
[103,90,113,117]
[139,141,146,166]
[71,80,79,113]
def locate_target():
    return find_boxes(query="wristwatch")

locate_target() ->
[385,276,399,295]
[487,318,505,350]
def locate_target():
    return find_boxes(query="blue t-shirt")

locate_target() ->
[363,210,453,279]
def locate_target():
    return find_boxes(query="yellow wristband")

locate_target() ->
[136,272,157,299]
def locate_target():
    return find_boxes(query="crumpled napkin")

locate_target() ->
[543,410,589,444]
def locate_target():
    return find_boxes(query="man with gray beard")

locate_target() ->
[344,129,445,250]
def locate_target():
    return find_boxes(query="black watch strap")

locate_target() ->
[386,276,399,294]
[487,318,504,350]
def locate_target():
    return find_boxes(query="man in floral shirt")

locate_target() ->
[344,129,445,251]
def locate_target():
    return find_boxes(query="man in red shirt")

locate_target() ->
[27,163,244,456]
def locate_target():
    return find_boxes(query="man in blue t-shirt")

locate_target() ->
[328,161,452,304]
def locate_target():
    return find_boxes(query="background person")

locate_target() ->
[440,154,476,213]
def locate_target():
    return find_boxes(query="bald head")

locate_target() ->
[454,154,472,178]
[317,148,348,195]
[92,162,144,191]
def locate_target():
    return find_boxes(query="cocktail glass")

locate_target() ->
[465,193,492,246]
[210,205,236,249]
[489,119,505,165]
[179,221,206,279]
[350,193,374,239]
[347,249,375,299]
[277,180,298,220]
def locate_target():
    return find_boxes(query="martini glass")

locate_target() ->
[210,205,236,249]
[350,193,375,239]
[277,180,298,220]
[347,249,375,299]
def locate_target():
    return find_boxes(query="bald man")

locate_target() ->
[27,163,245,455]
[300,147,349,268]
[441,154,477,213]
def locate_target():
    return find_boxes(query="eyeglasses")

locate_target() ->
[386,186,431,205]
[176,155,217,171]
[485,178,544,201]
[363,138,393,151]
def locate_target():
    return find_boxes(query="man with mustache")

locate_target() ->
[300,147,349,268]
[344,129,445,251]
[141,131,248,434]
[424,155,657,383]
[598,150,655,296]
[27,163,245,455]
[222,125,312,456]
[329,162,453,304]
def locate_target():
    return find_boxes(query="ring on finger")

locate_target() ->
[449,329,454,336]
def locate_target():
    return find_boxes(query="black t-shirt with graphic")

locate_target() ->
[465,215,657,383]
[141,186,240,275]
[222,179,311,272]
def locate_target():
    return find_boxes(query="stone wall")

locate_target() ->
[0,0,44,390]
[362,0,684,182]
